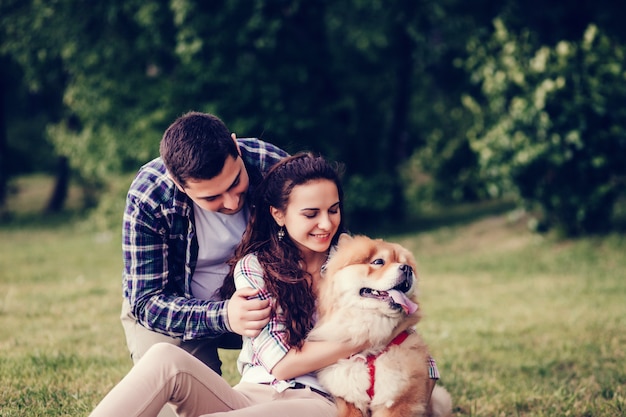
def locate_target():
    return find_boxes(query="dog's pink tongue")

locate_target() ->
[389,290,418,314]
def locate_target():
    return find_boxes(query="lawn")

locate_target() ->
[0,176,624,416]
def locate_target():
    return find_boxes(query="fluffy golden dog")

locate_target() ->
[309,234,452,417]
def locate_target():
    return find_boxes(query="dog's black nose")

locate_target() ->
[400,264,413,275]
[396,264,414,292]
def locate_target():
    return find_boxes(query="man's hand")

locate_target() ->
[227,287,271,338]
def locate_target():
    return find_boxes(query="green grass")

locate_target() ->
[397,217,626,416]
[1,176,625,416]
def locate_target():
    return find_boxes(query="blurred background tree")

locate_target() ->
[0,0,624,235]
[463,21,626,236]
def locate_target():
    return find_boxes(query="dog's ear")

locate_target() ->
[325,233,351,268]
[338,233,353,245]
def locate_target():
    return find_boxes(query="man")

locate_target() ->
[121,111,289,375]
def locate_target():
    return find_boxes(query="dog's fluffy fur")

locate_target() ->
[308,234,452,417]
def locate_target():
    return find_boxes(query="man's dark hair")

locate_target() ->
[160,111,239,187]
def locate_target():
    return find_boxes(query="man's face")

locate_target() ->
[178,155,250,214]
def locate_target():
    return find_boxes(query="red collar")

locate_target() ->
[365,330,411,399]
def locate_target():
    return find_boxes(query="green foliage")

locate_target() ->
[0,0,174,198]
[343,173,396,228]
[463,20,626,235]
[401,106,485,207]
[3,0,626,235]
[1,0,493,220]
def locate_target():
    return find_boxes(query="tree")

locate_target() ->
[463,20,626,235]
[0,58,6,210]
[1,0,79,211]
[5,0,624,234]
[3,0,492,221]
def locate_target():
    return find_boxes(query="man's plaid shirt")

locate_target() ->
[122,138,288,340]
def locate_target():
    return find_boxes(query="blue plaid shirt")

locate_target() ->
[122,138,288,340]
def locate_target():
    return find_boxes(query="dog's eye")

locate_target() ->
[371,258,385,266]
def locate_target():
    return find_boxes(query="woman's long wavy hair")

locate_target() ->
[219,152,345,349]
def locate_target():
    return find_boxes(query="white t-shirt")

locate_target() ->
[191,203,249,301]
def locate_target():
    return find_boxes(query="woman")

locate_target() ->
[90,153,361,417]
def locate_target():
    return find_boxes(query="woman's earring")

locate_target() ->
[277,227,285,241]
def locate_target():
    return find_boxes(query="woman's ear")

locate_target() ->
[270,206,284,226]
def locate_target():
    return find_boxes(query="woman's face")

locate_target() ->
[272,179,341,257]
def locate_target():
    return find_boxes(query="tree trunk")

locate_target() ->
[385,0,418,219]
[0,63,7,210]
[45,155,70,213]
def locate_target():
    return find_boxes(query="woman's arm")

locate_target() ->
[271,339,366,381]
[234,254,367,380]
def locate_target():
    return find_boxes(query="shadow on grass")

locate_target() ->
[0,208,89,231]
[0,174,91,232]
[350,197,626,239]
[348,199,519,238]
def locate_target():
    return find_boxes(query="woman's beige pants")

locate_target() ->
[89,343,336,417]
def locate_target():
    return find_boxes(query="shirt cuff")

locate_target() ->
[222,299,233,332]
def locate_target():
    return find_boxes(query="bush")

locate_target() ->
[463,20,626,235]
[343,173,396,229]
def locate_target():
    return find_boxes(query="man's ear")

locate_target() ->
[168,173,186,193]
[231,133,242,156]
[270,206,284,226]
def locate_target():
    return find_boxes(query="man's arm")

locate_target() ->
[122,191,230,339]
[121,160,241,340]
[227,287,271,338]
[123,166,271,340]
